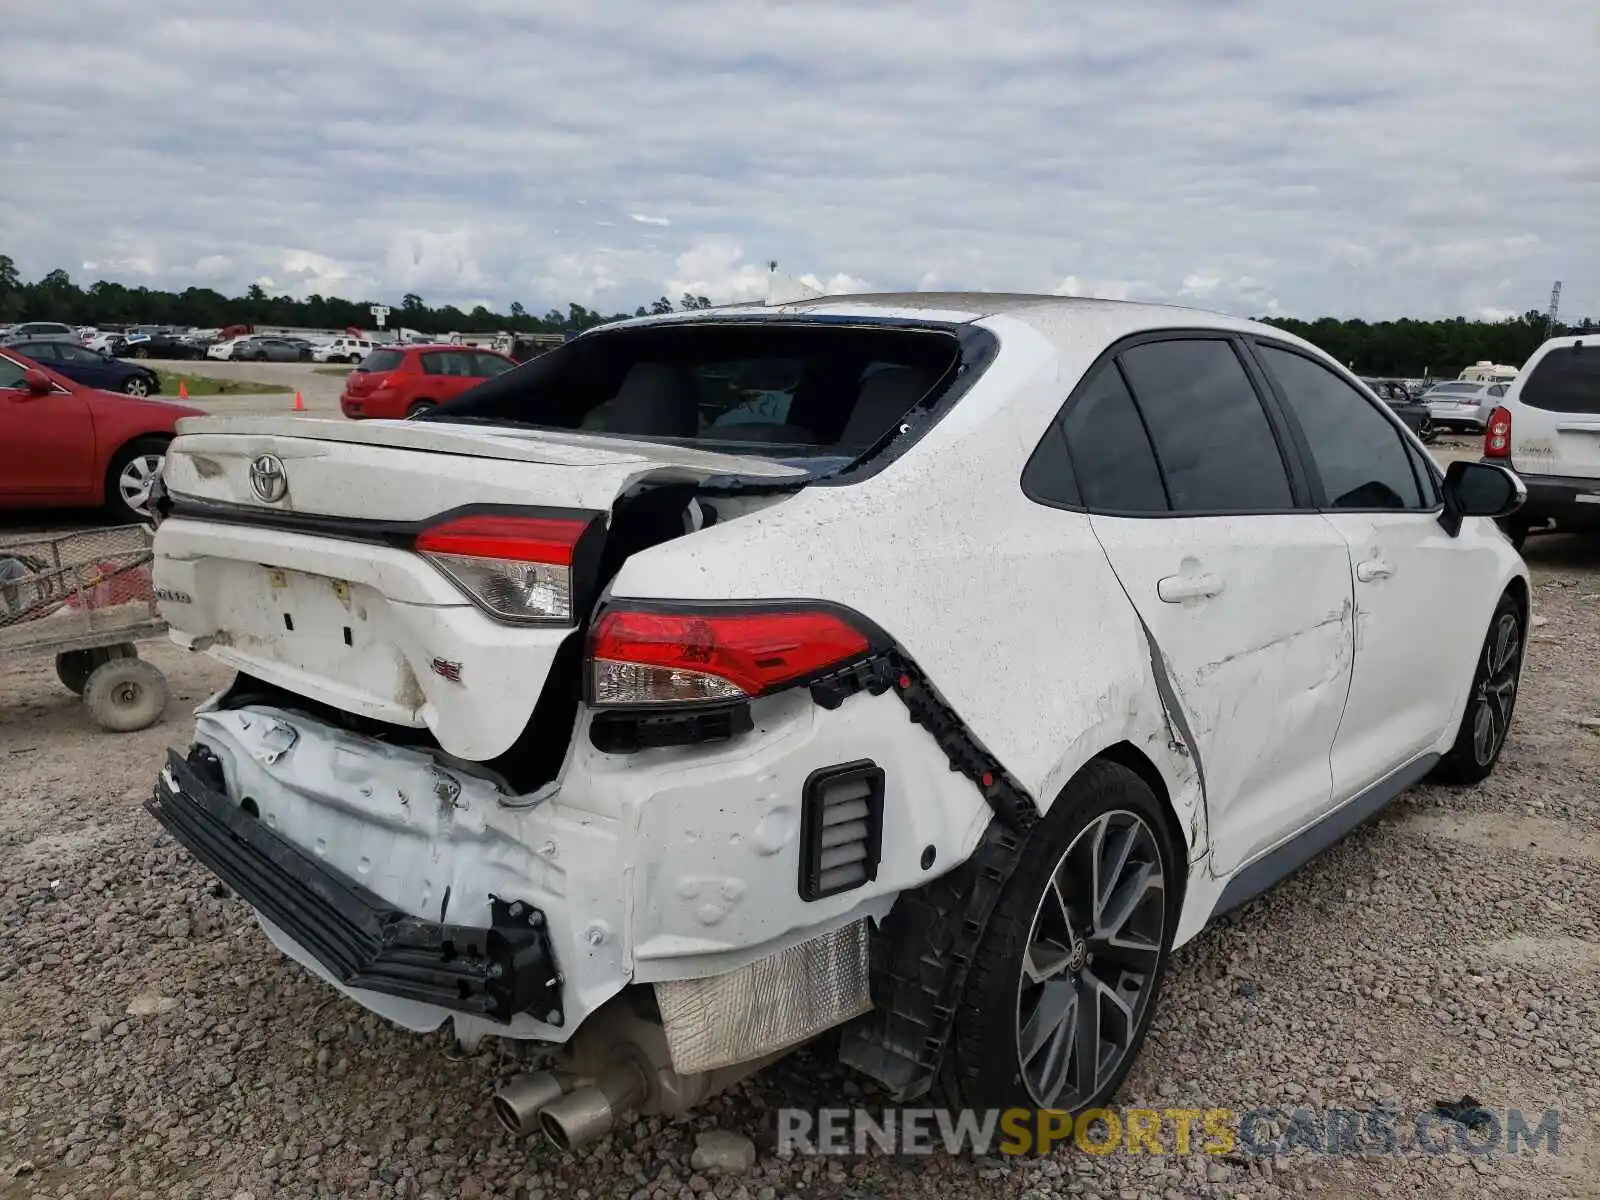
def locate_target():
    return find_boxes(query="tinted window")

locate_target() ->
[1117,339,1292,512]
[57,344,98,364]
[0,356,28,387]
[1022,422,1081,507]
[1256,344,1423,510]
[1060,363,1168,512]
[1521,346,1600,414]
[361,349,406,372]
[23,342,60,360]
[421,352,448,375]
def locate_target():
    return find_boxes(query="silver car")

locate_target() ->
[230,336,311,363]
[1422,380,1505,431]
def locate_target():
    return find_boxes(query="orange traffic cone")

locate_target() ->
[177,378,188,399]
[292,390,305,411]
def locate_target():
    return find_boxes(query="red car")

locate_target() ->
[339,344,518,420]
[0,348,205,522]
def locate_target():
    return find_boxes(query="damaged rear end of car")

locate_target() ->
[144,312,1004,1148]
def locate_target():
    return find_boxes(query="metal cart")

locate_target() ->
[0,525,171,731]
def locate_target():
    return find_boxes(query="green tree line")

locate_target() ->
[1,254,1587,375]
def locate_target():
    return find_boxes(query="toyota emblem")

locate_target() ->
[249,453,288,503]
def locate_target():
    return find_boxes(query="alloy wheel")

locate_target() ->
[1472,611,1521,766]
[118,453,164,516]
[1015,809,1166,1109]
[124,377,150,397]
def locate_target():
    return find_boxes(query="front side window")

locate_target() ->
[471,352,515,378]
[1256,343,1423,510]
[0,356,28,388]
[1116,338,1293,512]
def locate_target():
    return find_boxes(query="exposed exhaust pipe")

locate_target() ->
[491,1071,568,1138]
[537,1061,649,1153]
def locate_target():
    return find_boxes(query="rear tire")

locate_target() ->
[1430,592,1524,785]
[56,644,138,695]
[944,761,1180,1119]
[83,657,168,732]
[122,375,151,397]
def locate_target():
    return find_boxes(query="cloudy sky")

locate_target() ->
[2,0,1595,321]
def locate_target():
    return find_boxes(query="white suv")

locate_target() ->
[143,294,1529,1151]
[313,336,378,363]
[1483,333,1600,547]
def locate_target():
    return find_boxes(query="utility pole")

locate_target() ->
[1547,281,1562,337]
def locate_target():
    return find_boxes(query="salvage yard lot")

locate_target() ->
[2,518,1598,1197]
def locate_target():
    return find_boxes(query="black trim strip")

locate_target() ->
[147,747,565,1024]
[1210,751,1440,920]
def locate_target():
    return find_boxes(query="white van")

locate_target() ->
[1483,334,1600,546]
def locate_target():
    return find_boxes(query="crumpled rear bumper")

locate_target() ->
[148,747,568,1026]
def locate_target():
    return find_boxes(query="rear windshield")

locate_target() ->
[359,349,406,372]
[1429,383,1479,395]
[419,321,963,463]
[1521,345,1600,415]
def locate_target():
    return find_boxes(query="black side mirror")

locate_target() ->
[1439,460,1525,537]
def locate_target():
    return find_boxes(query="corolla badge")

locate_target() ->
[248,453,288,502]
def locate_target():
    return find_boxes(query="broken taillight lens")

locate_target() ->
[1484,406,1512,458]
[588,607,871,705]
[416,513,592,623]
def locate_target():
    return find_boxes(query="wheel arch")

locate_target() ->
[100,430,172,505]
[1091,740,1192,892]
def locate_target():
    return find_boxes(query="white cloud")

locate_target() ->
[1,0,1595,320]
[798,271,872,296]
[666,240,771,303]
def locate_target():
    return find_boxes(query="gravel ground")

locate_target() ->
[2,533,1597,1200]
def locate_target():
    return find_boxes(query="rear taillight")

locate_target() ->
[1485,406,1512,457]
[589,607,871,706]
[416,513,594,623]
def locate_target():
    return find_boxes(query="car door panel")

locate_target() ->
[1249,339,1474,802]
[1090,515,1355,878]
[0,362,96,498]
[1038,338,1356,881]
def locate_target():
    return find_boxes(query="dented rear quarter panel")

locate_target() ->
[609,313,1211,866]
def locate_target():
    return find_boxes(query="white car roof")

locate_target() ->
[581,292,1316,357]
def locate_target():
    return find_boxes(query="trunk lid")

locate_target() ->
[155,416,806,762]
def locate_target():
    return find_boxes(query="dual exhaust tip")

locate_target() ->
[492,1064,648,1153]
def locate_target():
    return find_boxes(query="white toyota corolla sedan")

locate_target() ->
[144,293,1530,1149]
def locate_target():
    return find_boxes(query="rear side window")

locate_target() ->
[361,349,406,372]
[1059,363,1168,511]
[1520,346,1600,414]
[1256,344,1423,510]
[1116,339,1293,512]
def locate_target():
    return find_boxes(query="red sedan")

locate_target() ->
[0,348,205,522]
[340,344,518,420]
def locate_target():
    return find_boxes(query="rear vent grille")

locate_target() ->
[799,761,885,901]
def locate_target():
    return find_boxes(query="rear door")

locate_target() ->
[1063,335,1356,878]
[1248,339,1486,800]
[1511,341,1600,480]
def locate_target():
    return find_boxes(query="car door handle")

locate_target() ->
[1356,559,1394,582]
[1157,573,1224,603]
